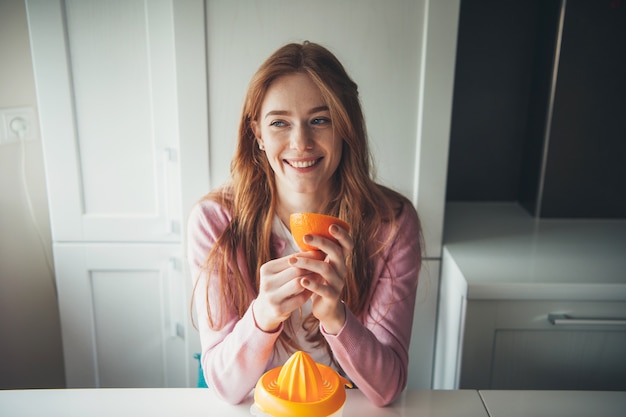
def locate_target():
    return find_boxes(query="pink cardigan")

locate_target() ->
[187,197,421,406]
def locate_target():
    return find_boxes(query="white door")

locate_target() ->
[26,0,189,242]
[54,243,186,388]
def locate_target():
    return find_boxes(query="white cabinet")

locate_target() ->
[54,244,187,388]
[432,248,468,389]
[461,300,626,390]
[408,260,441,389]
[436,203,626,390]
[26,0,208,387]
[26,0,183,242]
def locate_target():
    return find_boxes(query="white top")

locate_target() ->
[443,202,626,300]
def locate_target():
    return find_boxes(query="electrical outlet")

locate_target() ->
[0,107,38,145]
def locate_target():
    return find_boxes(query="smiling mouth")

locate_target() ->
[286,158,322,168]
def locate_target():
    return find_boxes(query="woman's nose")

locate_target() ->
[290,125,314,151]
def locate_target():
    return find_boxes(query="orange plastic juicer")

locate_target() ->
[252,351,353,417]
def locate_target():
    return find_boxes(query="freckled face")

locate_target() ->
[252,72,343,201]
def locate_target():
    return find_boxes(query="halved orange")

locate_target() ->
[289,213,350,251]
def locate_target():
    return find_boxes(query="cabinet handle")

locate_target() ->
[548,313,626,326]
[167,257,184,339]
[163,148,179,235]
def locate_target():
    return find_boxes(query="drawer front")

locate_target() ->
[460,300,626,390]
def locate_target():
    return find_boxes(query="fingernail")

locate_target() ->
[303,234,313,243]
[301,278,310,286]
[330,224,339,234]
[289,257,297,265]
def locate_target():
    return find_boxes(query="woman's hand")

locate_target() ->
[289,223,354,334]
[252,251,323,332]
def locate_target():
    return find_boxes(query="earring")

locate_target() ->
[258,143,265,151]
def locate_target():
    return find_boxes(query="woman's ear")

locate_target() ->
[250,120,260,138]
[250,120,264,149]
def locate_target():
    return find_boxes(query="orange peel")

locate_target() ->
[289,213,350,252]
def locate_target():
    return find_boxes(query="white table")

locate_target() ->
[3,388,625,416]
[479,390,626,417]
[0,388,488,417]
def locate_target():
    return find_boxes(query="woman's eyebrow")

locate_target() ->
[264,110,289,118]
[309,105,329,114]
[264,105,329,119]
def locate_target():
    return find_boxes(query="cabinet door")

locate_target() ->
[407,260,440,389]
[26,0,204,242]
[54,243,187,388]
[432,248,469,389]
[461,300,626,390]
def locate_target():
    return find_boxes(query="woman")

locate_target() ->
[187,41,422,407]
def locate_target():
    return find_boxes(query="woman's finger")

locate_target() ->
[302,225,353,267]
[289,255,344,290]
[328,223,354,252]
[300,275,338,299]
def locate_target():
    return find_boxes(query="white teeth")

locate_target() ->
[289,159,318,168]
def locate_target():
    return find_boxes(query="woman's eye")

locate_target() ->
[312,117,330,125]
[270,120,286,127]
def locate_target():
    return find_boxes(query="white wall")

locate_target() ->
[206,0,423,200]
[0,0,64,388]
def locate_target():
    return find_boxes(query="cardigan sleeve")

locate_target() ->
[186,199,281,404]
[322,202,422,406]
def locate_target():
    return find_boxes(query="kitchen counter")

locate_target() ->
[0,388,488,417]
[443,202,626,300]
[479,390,626,417]
[1,388,625,416]
[434,203,626,391]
